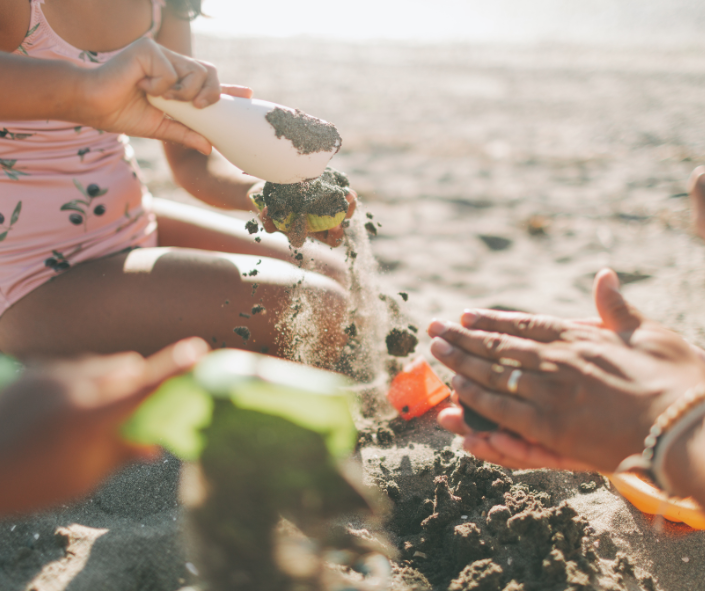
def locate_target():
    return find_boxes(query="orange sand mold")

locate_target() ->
[608,473,705,530]
[387,357,451,420]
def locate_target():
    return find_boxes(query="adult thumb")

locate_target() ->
[593,268,643,335]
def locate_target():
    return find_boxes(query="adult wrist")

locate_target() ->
[662,416,705,500]
[617,383,705,496]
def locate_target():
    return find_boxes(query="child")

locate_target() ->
[0,0,355,364]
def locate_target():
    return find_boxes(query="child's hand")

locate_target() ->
[258,189,358,248]
[74,38,252,155]
[0,337,209,514]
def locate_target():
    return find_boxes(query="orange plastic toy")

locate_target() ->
[387,357,451,420]
[608,473,705,530]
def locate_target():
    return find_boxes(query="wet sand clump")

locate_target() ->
[370,446,658,591]
[265,107,342,155]
[252,167,350,247]
[386,328,419,357]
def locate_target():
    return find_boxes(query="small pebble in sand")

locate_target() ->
[233,326,251,342]
[185,562,199,576]
[683,557,690,563]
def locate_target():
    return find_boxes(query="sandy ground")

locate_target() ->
[3,36,705,590]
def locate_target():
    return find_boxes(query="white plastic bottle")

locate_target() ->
[148,94,340,184]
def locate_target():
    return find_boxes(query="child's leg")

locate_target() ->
[0,247,348,366]
[153,198,349,284]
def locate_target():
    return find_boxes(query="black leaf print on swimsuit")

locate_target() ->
[15,22,39,56]
[0,201,22,242]
[61,180,108,230]
[78,50,100,63]
[0,128,34,141]
[44,250,72,272]
[0,159,29,180]
[78,147,90,161]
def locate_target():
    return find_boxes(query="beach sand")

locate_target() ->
[2,35,705,590]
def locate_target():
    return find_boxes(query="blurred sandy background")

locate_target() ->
[4,6,705,589]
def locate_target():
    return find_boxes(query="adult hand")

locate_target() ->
[0,337,208,514]
[74,38,250,155]
[260,189,358,248]
[428,268,705,473]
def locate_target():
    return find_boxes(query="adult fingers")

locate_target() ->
[428,321,543,369]
[430,337,541,400]
[437,406,472,437]
[461,434,535,470]
[486,431,596,472]
[451,374,543,442]
[592,268,643,336]
[221,84,254,99]
[460,308,570,343]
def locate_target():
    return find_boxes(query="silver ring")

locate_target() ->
[507,369,522,394]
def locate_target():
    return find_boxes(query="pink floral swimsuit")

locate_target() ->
[0,0,162,315]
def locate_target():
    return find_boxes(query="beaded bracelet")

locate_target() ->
[616,384,705,495]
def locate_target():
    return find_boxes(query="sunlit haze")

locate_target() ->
[194,0,705,47]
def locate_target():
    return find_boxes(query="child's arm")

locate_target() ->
[0,38,221,154]
[156,10,260,211]
[0,338,208,515]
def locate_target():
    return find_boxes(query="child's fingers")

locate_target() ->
[311,227,344,247]
[143,337,209,387]
[164,58,220,108]
[260,208,279,234]
[149,114,212,155]
[192,62,221,108]
[103,337,209,419]
[161,59,210,102]
[344,190,357,219]
[132,40,180,97]
[220,84,254,100]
